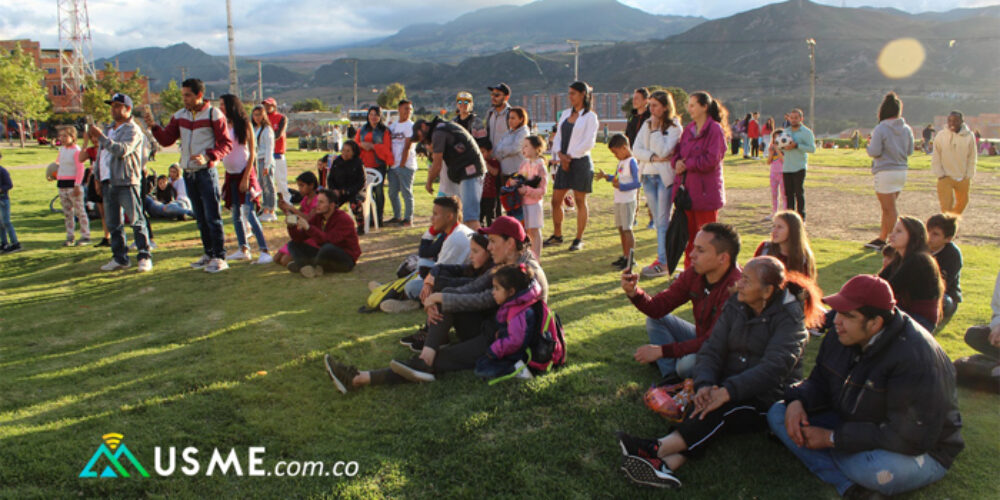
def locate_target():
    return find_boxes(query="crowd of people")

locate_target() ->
[1,76,996,498]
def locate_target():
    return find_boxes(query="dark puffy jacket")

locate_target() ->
[693,290,808,411]
[785,310,964,468]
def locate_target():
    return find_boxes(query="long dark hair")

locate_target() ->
[766,211,816,279]
[220,94,251,146]
[648,90,678,134]
[878,92,903,122]
[363,105,387,132]
[493,264,534,294]
[569,81,592,115]
[251,104,271,128]
[690,91,730,139]
[893,216,930,261]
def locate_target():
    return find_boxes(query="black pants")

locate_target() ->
[782,170,806,221]
[369,331,495,386]
[966,326,999,361]
[750,138,760,157]
[480,174,502,227]
[287,241,355,273]
[676,401,767,457]
[730,137,741,155]
[425,309,495,351]
[372,165,386,224]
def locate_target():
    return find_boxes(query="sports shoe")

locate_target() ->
[259,212,278,222]
[864,238,886,250]
[136,258,153,273]
[380,299,420,314]
[368,280,382,292]
[204,258,229,273]
[2,242,22,253]
[254,252,273,265]
[384,217,402,226]
[227,249,252,262]
[615,431,681,488]
[76,238,91,246]
[568,238,583,251]
[190,254,211,269]
[401,219,413,227]
[324,354,359,394]
[300,265,324,278]
[94,238,110,247]
[542,234,563,247]
[616,431,660,459]
[611,256,627,268]
[641,263,669,278]
[63,239,75,247]
[100,259,129,271]
[389,357,436,383]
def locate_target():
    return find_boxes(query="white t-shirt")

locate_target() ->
[390,120,418,170]
[222,126,250,174]
[171,177,189,202]
[99,124,125,182]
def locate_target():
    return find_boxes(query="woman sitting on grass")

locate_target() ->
[753,210,817,279]
[879,215,944,331]
[616,255,822,488]
[274,171,320,267]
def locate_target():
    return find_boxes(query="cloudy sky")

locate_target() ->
[2,0,996,57]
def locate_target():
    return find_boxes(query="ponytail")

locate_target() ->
[691,91,730,140]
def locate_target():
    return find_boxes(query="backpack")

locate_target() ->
[526,301,567,374]
[359,272,417,313]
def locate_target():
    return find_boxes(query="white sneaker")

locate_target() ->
[137,258,153,273]
[191,254,211,269]
[259,213,278,222]
[513,360,533,380]
[100,259,129,271]
[204,258,229,273]
[227,249,252,262]
[254,252,273,265]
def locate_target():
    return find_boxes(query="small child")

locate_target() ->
[0,152,21,253]
[927,213,963,321]
[474,264,543,382]
[513,135,548,259]
[597,134,641,271]
[274,171,320,267]
[767,129,785,220]
[54,126,91,246]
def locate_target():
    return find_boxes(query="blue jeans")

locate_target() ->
[767,402,948,496]
[458,176,483,224]
[103,182,151,265]
[641,174,672,265]
[387,167,415,221]
[646,314,697,377]
[0,196,17,246]
[144,196,193,219]
[229,182,268,253]
[257,157,277,211]
[185,168,226,259]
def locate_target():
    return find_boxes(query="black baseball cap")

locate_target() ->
[104,93,133,108]
[488,83,511,96]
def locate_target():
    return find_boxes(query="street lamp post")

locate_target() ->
[806,38,816,131]
[343,59,358,109]
[567,39,580,81]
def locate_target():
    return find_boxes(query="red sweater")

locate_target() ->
[355,127,394,169]
[629,264,742,358]
[747,120,760,139]
[287,208,361,263]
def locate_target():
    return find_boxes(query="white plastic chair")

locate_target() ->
[362,168,383,234]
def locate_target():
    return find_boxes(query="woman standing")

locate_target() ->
[251,105,277,222]
[672,91,729,268]
[632,91,682,278]
[492,107,530,216]
[865,92,914,250]
[545,81,599,252]
[355,106,394,227]
[761,117,774,154]
[219,94,270,264]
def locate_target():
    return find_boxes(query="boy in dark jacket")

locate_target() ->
[768,275,963,498]
[926,213,962,322]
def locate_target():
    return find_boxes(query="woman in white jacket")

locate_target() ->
[546,81,600,252]
[632,91,682,277]
[252,105,278,222]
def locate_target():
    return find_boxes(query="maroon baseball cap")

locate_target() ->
[823,275,896,313]
[478,216,526,243]
[262,98,277,106]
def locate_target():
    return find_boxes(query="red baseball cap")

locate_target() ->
[262,98,277,106]
[823,275,896,313]
[478,216,526,243]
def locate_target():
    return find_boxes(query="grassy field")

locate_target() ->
[0,144,998,499]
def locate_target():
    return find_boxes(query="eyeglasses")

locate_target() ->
[457,100,471,105]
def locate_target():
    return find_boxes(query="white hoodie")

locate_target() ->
[632,117,682,185]
[931,123,977,181]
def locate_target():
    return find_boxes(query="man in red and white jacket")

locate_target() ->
[621,223,743,381]
[145,78,232,273]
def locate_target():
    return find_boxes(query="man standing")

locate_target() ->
[386,99,418,226]
[483,83,511,223]
[413,117,485,230]
[262,97,290,202]
[781,109,815,221]
[485,83,511,149]
[90,93,152,272]
[768,275,963,498]
[922,123,935,154]
[931,111,977,215]
[621,223,742,381]
[625,88,650,147]
[146,79,232,273]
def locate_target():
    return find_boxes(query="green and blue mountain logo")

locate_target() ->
[79,433,150,478]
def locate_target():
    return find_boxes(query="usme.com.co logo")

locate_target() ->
[79,433,150,478]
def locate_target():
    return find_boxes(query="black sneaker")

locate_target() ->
[95,237,111,247]
[615,431,660,459]
[611,256,627,268]
[384,217,402,226]
[2,242,22,254]
[323,354,359,394]
[864,238,886,250]
[621,453,682,488]
[389,357,436,382]
[287,261,302,273]
[399,331,427,349]
[542,234,564,247]
[568,238,583,251]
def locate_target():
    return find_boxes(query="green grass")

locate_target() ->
[1,145,998,498]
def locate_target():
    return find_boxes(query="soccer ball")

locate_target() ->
[775,133,794,149]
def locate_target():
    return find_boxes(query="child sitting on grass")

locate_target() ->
[53,126,90,246]
[275,171,320,267]
[596,134,641,271]
[927,213,963,323]
[0,152,20,253]
[474,263,543,382]
[766,129,785,220]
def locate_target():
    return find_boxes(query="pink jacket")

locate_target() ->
[515,157,547,205]
[671,118,727,212]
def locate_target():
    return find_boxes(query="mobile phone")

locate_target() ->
[625,248,635,274]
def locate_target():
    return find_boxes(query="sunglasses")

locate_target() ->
[457,100,471,105]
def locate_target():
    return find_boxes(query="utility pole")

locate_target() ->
[257,60,263,103]
[343,59,358,109]
[180,66,186,82]
[806,38,816,131]
[225,0,239,96]
[566,39,580,81]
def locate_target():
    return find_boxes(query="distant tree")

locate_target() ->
[0,42,50,147]
[621,85,690,124]
[377,83,407,110]
[291,98,326,112]
[83,62,147,125]
[158,79,184,117]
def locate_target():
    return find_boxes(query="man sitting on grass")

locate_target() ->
[286,188,361,278]
[768,275,964,498]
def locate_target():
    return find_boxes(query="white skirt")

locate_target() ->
[873,170,907,194]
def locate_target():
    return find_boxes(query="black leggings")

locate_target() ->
[676,401,767,457]
[288,241,355,272]
[750,138,760,157]
[782,169,806,221]
[369,331,495,386]
[966,326,999,361]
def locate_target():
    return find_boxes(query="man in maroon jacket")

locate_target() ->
[621,223,742,379]
[286,189,361,278]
